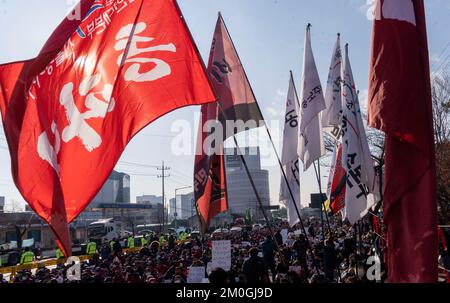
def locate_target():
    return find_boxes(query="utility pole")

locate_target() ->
[157,161,170,233]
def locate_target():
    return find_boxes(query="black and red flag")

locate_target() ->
[194,13,263,232]
[329,144,347,215]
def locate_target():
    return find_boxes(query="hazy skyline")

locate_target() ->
[0,0,449,211]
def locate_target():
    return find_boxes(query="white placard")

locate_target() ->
[212,240,231,270]
[281,229,289,245]
[289,266,302,274]
[187,267,205,283]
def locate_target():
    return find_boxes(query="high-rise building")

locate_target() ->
[89,170,130,207]
[0,196,4,213]
[224,147,271,219]
[169,197,176,220]
[171,192,195,220]
[136,195,163,207]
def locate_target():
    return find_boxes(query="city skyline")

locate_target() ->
[0,0,449,212]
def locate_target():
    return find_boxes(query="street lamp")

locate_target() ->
[174,186,192,229]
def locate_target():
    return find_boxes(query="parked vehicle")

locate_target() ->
[87,219,123,243]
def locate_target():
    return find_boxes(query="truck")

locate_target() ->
[87,219,125,243]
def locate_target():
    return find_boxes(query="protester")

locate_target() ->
[4,216,398,284]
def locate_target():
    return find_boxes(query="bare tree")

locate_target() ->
[8,212,35,249]
[432,71,450,145]
[432,70,450,224]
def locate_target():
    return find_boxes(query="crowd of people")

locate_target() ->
[2,216,449,284]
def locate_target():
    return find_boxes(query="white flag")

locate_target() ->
[280,72,301,227]
[341,44,377,224]
[280,161,301,227]
[281,72,301,165]
[298,25,326,171]
[322,34,343,141]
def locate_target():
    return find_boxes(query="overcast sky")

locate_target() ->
[0,0,449,211]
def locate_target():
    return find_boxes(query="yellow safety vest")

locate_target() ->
[127,237,135,248]
[141,238,148,247]
[159,236,166,246]
[56,248,65,259]
[20,251,35,264]
[86,242,97,255]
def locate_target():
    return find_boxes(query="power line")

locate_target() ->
[171,168,193,180]
[169,178,191,187]
[432,41,450,69]
[139,133,176,138]
[117,160,160,168]
[124,172,158,177]
[434,51,450,73]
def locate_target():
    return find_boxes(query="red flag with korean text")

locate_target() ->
[0,0,215,256]
[368,0,437,282]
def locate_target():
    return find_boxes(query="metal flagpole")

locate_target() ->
[313,159,332,235]
[217,102,284,259]
[218,14,309,238]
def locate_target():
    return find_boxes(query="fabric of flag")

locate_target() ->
[341,45,377,225]
[279,73,302,227]
[322,33,343,141]
[368,0,437,282]
[326,144,338,199]
[207,13,263,139]
[193,102,228,234]
[298,25,325,171]
[0,0,215,256]
[329,144,347,215]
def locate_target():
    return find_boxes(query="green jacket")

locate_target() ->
[20,251,35,264]
[127,237,135,248]
[86,242,97,255]
[56,248,65,259]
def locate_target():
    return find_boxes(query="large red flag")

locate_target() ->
[368,0,437,282]
[0,0,215,256]
[194,13,264,232]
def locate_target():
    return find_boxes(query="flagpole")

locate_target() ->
[313,159,332,235]
[218,13,309,239]
[217,101,285,266]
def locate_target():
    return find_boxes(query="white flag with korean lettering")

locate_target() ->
[341,45,377,224]
[280,73,301,226]
[322,34,343,141]
[298,25,326,171]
